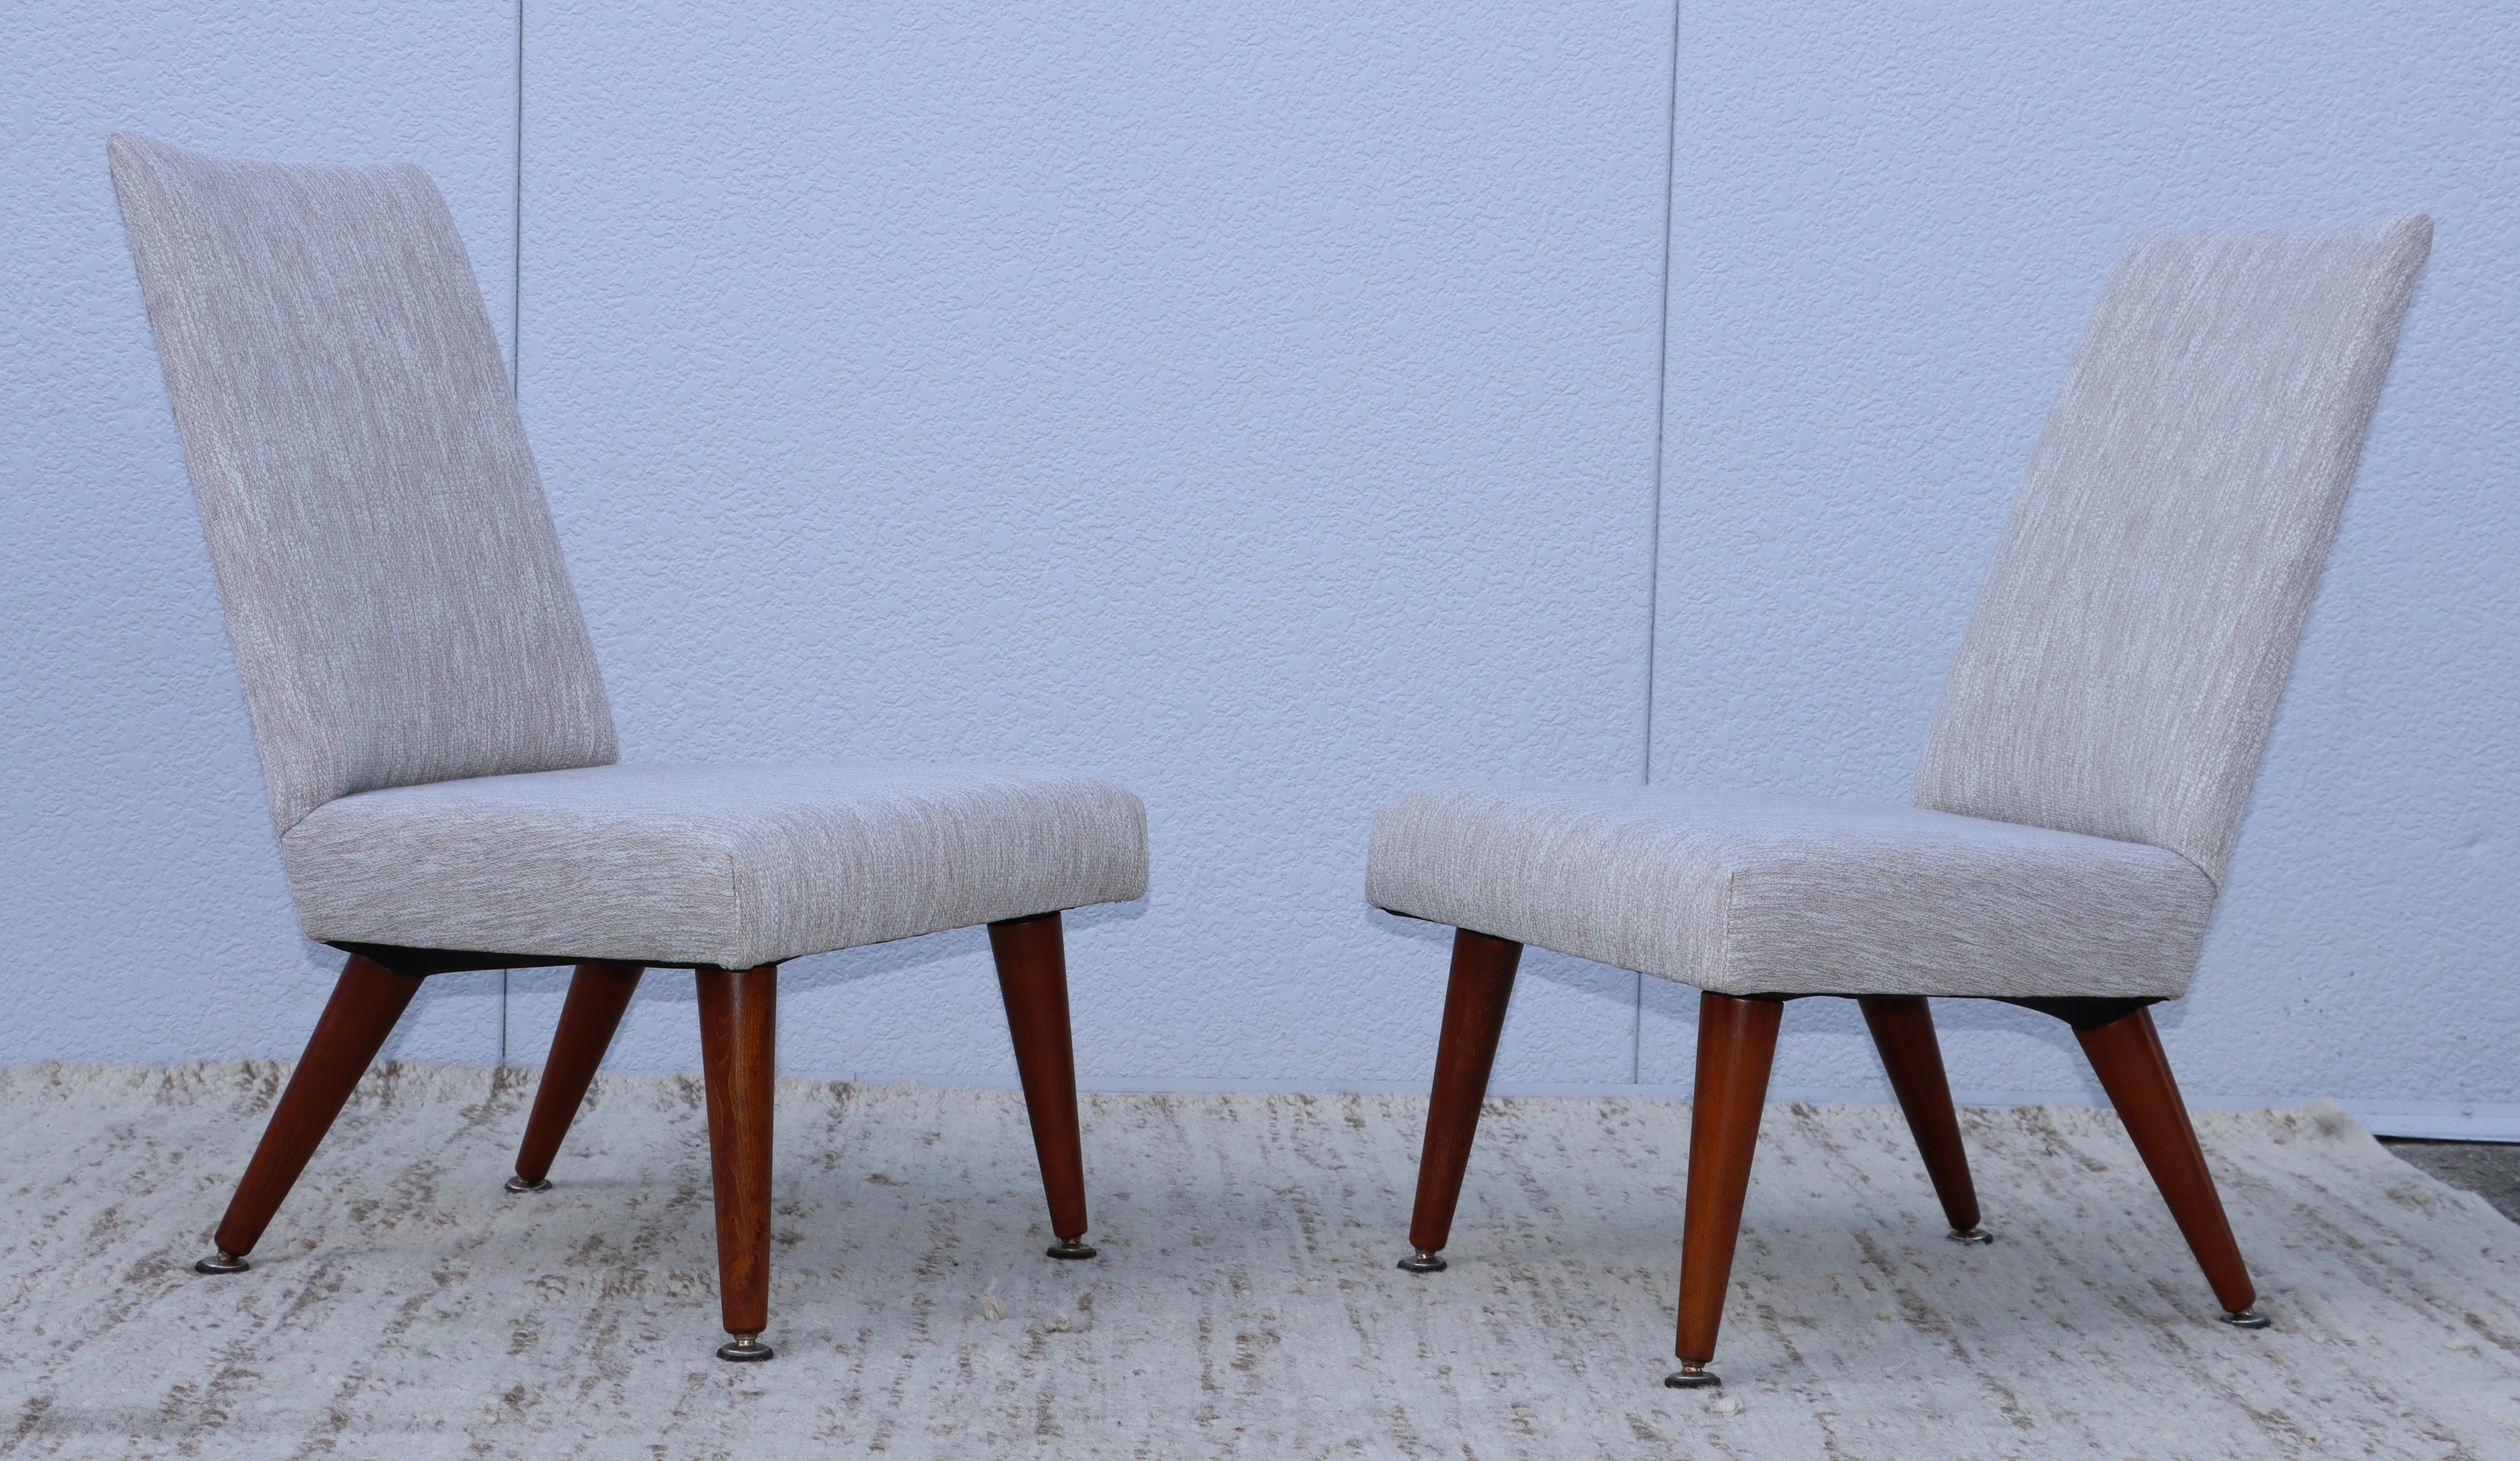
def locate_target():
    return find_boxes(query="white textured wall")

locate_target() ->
[507,0,1672,1087]
[6,2,2513,1130]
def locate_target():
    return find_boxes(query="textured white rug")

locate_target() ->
[1,1063,2514,1459]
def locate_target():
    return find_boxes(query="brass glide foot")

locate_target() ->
[1046,1236,1099,1260]
[504,1175,552,1194]
[194,1250,250,1275]
[2221,1309,2271,1330]
[1664,1361,1720,1389]
[1397,1247,1447,1274]
[1947,1226,1995,1245]
[716,1332,774,1362]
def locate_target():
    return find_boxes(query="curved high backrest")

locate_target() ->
[110,133,616,836]
[1914,215,2430,885]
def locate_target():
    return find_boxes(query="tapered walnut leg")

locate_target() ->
[197,954,425,1272]
[1401,928,1523,1271]
[1669,991,1784,1386]
[989,912,1095,1258]
[508,962,644,1191]
[1858,996,1986,1240]
[695,963,778,1360]
[2075,1007,2263,1323]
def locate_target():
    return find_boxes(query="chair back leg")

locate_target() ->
[1672,991,1783,1381]
[1857,996,1987,1238]
[695,963,778,1359]
[1403,929,1522,1268]
[508,962,645,1190]
[200,954,425,1270]
[989,912,1098,1257]
[2074,1006,2262,1320]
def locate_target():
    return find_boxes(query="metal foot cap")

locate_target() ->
[504,1175,552,1194]
[717,1333,774,1362]
[1397,1247,1447,1274]
[1046,1237,1099,1260]
[2221,1308,2271,1330]
[194,1251,250,1275]
[1947,1226,1995,1245]
[1664,1364,1721,1389]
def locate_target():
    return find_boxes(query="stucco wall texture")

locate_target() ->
[7,3,2513,1129]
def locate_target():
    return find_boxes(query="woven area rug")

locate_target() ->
[1,1063,2514,1459]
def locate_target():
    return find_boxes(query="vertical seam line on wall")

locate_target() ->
[1636,0,1681,1084]
[1643,0,1677,790]
[500,0,526,1069]
[511,0,525,387]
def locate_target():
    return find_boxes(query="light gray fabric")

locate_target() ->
[1914,216,2432,883]
[282,763,1149,969]
[114,135,1149,968]
[1369,219,2428,1001]
[110,132,616,835]
[1368,785,2214,998]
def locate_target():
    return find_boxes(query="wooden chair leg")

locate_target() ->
[1857,995,1987,1240]
[197,954,425,1272]
[1670,991,1783,1387]
[508,962,644,1191]
[2075,1006,2265,1324]
[989,912,1096,1258]
[695,962,778,1361]
[1401,928,1523,1271]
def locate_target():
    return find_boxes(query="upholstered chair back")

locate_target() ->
[110,133,616,836]
[1914,217,2430,884]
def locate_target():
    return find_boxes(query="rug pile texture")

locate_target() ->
[1,1061,2514,1458]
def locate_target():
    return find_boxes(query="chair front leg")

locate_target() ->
[2074,1006,2266,1326]
[989,911,1097,1259]
[695,963,778,1361]
[1670,991,1783,1388]
[508,962,645,1191]
[197,954,425,1273]
[1858,996,1989,1241]
[1400,928,1522,1272]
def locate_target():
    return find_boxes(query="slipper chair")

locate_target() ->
[1366,214,2430,1386]
[109,132,1148,1362]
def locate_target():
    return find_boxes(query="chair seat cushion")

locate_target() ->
[282,763,1148,969]
[1366,784,2215,999]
